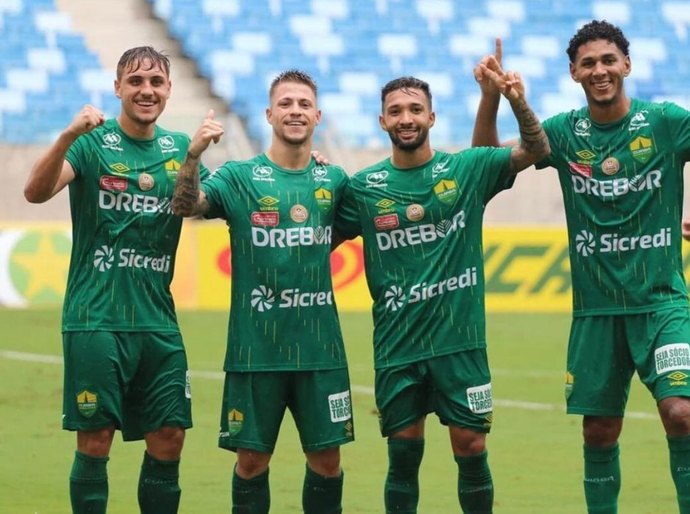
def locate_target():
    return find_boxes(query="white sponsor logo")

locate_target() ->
[93,246,171,273]
[375,211,465,251]
[252,165,274,182]
[366,170,389,188]
[383,267,477,311]
[571,169,661,197]
[629,110,650,131]
[575,227,671,257]
[655,344,690,374]
[574,118,591,137]
[467,383,493,414]
[101,132,123,151]
[312,166,330,182]
[157,135,177,152]
[431,160,450,178]
[185,371,192,399]
[99,190,172,214]
[251,226,331,248]
[328,391,352,422]
[250,286,333,311]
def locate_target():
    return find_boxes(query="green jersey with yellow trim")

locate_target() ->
[63,119,206,331]
[202,153,349,372]
[537,99,690,316]
[336,148,514,369]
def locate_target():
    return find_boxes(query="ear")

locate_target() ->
[378,114,386,131]
[315,109,322,125]
[429,111,436,128]
[623,56,631,77]
[265,107,272,123]
[114,79,121,98]
[569,62,579,82]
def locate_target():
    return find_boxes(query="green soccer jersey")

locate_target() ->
[202,153,349,372]
[63,118,205,332]
[537,99,690,316]
[336,148,513,369]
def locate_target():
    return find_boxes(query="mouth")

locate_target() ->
[591,80,612,92]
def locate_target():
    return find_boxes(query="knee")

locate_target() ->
[236,449,272,479]
[77,427,115,457]
[306,448,341,477]
[583,416,623,446]
[450,427,487,456]
[145,426,185,460]
[659,397,690,436]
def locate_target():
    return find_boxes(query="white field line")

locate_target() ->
[1,350,657,420]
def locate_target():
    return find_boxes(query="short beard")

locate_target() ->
[388,128,428,151]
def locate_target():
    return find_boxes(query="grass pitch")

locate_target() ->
[0,309,676,513]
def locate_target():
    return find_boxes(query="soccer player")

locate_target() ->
[23,47,212,514]
[333,73,548,513]
[171,69,353,514]
[473,20,690,514]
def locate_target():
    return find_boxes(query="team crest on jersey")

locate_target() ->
[290,204,309,223]
[227,409,244,436]
[165,159,181,181]
[406,203,425,221]
[629,136,654,164]
[101,132,123,151]
[76,390,98,418]
[574,118,591,137]
[314,187,333,212]
[374,213,399,231]
[251,211,279,226]
[433,179,458,204]
[99,175,127,192]
[568,162,592,178]
[628,110,650,131]
[601,157,620,176]
[157,135,177,153]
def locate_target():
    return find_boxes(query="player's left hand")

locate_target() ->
[474,38,503,97]
[311,150,330,165]
[478,58,525,103]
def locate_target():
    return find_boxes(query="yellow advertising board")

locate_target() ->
[1,222,689,313]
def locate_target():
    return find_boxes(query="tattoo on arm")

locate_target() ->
[509,98,550,172]
[172,153,208,217]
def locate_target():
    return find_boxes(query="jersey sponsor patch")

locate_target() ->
[138,173,155,191]
[467,383,493,414]
[99,175,128,192]
[568,162,592,178]
[655,343,690,374]
[290,204,308,223]
[601,157,619,176]
[251,211,279,227]
[406,204,425,221]
[328,391,352,423]
[374,213,399,231]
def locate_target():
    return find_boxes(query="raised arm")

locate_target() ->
[171,109,224,217]
[24,105,104,203]
[478,55,550,173]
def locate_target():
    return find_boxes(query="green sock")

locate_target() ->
[583,444,620,514]
[69,451,109,514]
[232,466,270,514]
[384,438,424,514]
[302,464,344,514]
[137,451,181,514]
[455,451,494,514]
[668,434,690,514]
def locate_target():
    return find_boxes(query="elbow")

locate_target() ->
[24,184,48,204]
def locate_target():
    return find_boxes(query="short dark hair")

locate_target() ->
[116,46,170,80]
[566,20,630,63]
[381,76,432,111]
[269,69,318,99]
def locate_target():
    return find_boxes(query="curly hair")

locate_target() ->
[380,76,432,111]
[566,20,630,63]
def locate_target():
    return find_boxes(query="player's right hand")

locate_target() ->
[189,109,225,158]
[474,37,503,96]
[68,105,105,136]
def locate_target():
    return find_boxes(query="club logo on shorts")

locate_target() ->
[290,204,308,223]
[565,371,575,400]
[138,173,155,191]
[185,371,192,399]
[227,409,244,436]
[467,384,492,414]
[76,390,98,418]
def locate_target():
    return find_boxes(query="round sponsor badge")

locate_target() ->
[601,157,619,176]
[138,173,155,191]
[290,204,309,223]
[406,203,425,222]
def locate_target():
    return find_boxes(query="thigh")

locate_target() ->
[375,362,433,437]
[566,316,635,416]
[429,350,493,433]
[630,308,690,402]
[122,332,192,441]
[218,371,288,453]
[290,368,355,452]
[62,331,138,432]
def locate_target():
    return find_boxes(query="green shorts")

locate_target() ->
[375,349,493,437]
[62,331,192,440]
[218,368,354,453]
[566,307,690,416]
